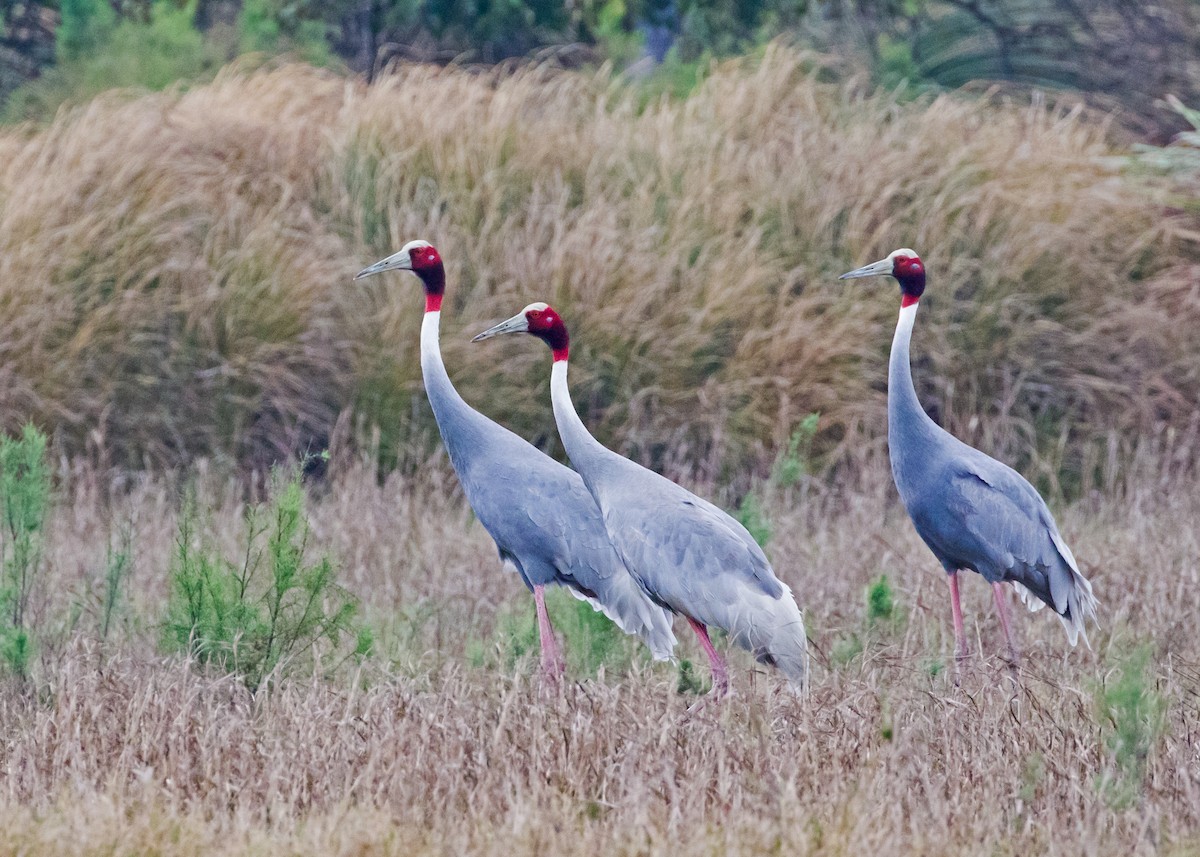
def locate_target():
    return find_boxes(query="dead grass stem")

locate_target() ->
[0,460,1197,854]
[0,50,1195,483]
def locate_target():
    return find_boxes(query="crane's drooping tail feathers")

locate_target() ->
[500,556,676,661]
[1012,567,1099,648]
[718,587,809,693]
[567,578,678,662]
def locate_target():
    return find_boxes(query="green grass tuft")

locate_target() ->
[163,467,367,692]
[1094,643,1167,810]
[483,588,644,679]
[675,658,709,696]
[734,493,772,548]
[0,425,50,679]
[866,575,895,626]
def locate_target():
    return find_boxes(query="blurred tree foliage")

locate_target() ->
[820,0,1200,138]
[0,0,56,97]
[3,0,223,121]
[1,0,1199,134]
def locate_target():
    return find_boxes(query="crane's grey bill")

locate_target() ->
[354,251,414,280]
[472,312,530,342]
[838,258,893,280]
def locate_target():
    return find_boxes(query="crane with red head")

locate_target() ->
[355,242,677,683]
[840,248,1098,665]
[474,302,809,698]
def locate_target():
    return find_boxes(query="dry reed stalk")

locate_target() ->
[0,49,1194,481]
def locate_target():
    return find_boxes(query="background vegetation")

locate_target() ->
[3,0,1200,131]
[0,47,1199,494]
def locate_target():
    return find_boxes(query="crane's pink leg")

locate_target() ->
[991,583,1021,665]
[686,617,730,699]
[533,585,565,683]
[948,572,969,662]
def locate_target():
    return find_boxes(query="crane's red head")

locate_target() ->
[838,248,926,307]
[354,239,446,312]
[472,301,570,362]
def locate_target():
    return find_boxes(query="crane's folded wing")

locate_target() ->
[601,490,784,604]
[951,455,1078,614]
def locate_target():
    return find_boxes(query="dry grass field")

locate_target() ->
[0,42,1198,857]
[0,45,1197,484]
[0,455,1196,856]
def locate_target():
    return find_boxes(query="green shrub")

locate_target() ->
[830,632,863,667]
[238,0,338,66]
[734,492,772,548]
[163,468,370,691]
[631,0,810,61]
[0,425,51,678]
[675,658,708,695]
[771,413,820,491]
[57,0,118,61]
[99,532,133,644]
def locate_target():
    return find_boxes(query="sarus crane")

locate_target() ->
[839,248,1098,663]
[355,243,676,681]
[473,302,808,697]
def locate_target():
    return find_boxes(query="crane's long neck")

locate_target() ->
[888,300,941,452]
[420,309,479,454]
[550,359,612,480]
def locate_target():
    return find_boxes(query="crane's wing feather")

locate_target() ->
[936,449,1098,645]
[954,453,1074,600]
[587,464,807,685]
[592,464,784,607]
[456,434,677,660]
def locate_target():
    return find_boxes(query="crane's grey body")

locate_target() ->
[888,301,1097,644]
[421,313,676,660]
[548,361,808,688]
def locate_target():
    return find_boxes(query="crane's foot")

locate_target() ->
[710,665,731,700]
[685,683,732,715]
[539,658,566,688]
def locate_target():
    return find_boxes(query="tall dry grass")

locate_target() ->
[0,48,1196,482]
[0,459,1198,855]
